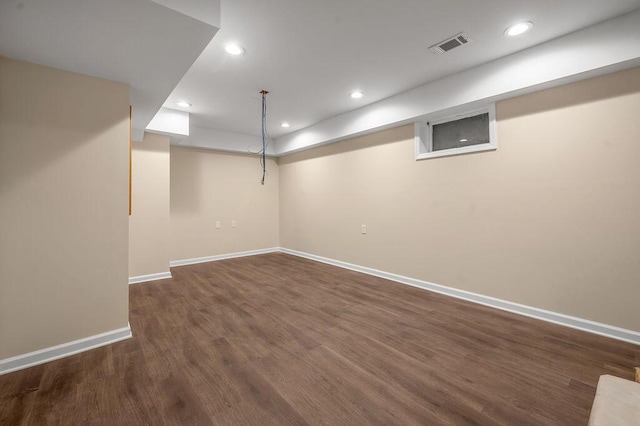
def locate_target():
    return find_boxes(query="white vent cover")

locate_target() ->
[429,32,471,54]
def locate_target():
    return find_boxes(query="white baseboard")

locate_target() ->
[0,324,132,376]
[170,247,280,267]
[279,248,640,346]
[129,271,172,285]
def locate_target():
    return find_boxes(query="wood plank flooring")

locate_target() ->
[1,253,639,425]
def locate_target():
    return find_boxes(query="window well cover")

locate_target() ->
[432,113,489,151]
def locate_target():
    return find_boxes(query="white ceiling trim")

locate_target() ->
[274,10,640,156]
[174,126,277,157]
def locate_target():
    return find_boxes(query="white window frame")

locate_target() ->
[414,103,497,160]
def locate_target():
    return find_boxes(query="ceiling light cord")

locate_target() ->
[260,90,269,185]
[246,90,270,184]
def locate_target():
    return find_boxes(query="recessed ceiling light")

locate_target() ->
[350,91,364,99]
[281,122,290,128]
[459,138,468,142]
[176,101,192,108]
[505,21,533,37]
[225,43,245,55]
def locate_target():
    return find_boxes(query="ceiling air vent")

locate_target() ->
[429,32,471,54]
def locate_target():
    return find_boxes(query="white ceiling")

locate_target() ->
[1,0,639,151]
[166,0,640,139]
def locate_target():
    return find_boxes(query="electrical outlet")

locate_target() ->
[215,221,221,229]
[361,224,367,234]
[231,220,237,228]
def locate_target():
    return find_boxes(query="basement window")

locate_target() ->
[414,104,497,160]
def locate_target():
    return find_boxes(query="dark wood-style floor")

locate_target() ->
[1,253,638,425]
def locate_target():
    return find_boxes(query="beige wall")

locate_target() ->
[279,67,640,332]
[0,57,130,359]
[170,146,279,261]
[129,133,171,278]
